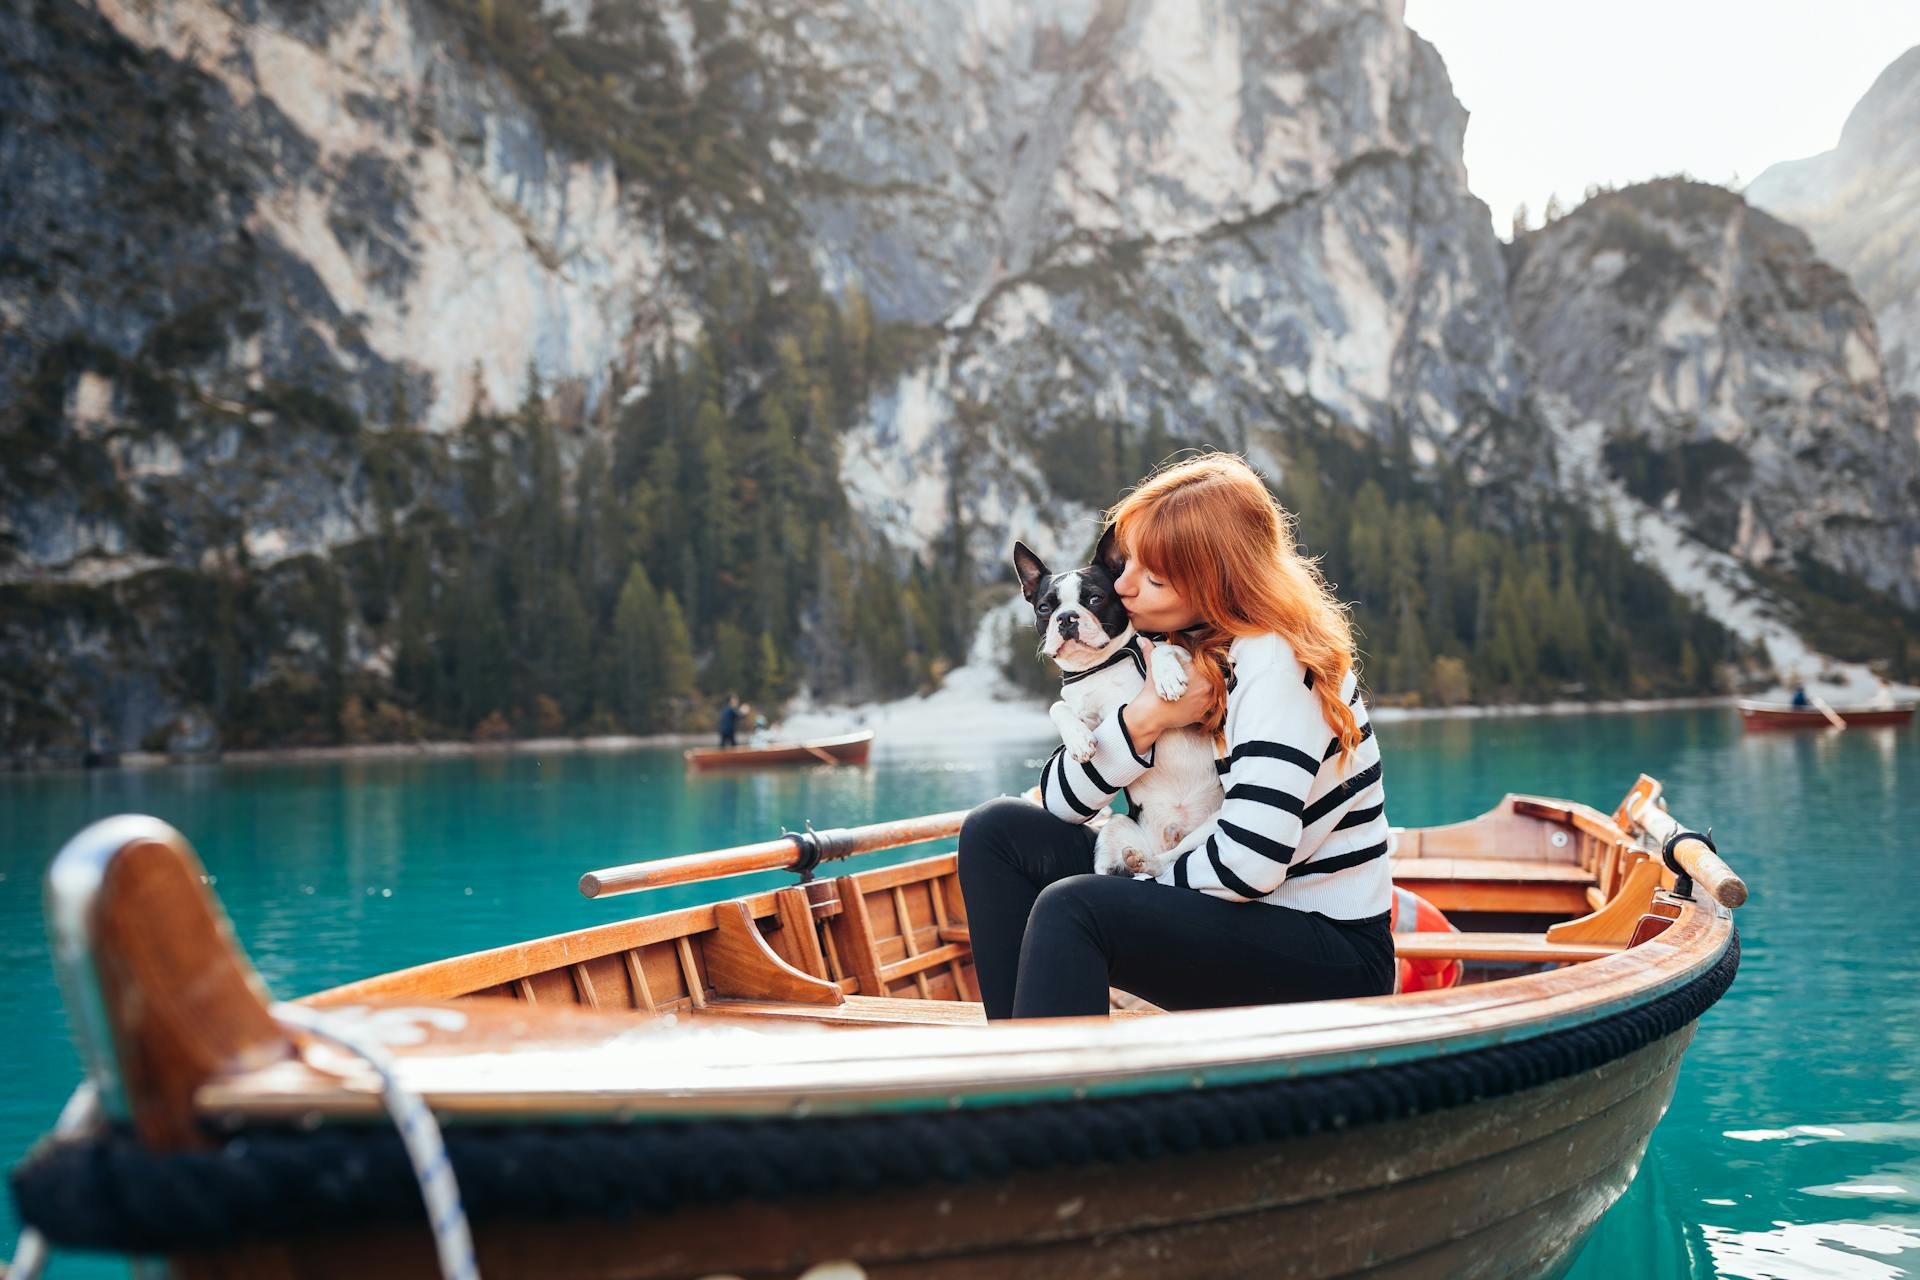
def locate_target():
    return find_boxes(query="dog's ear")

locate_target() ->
[1095,524,1126,579]
[1012,541,1049,603]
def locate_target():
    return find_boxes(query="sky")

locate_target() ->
[1402,0,1920,239]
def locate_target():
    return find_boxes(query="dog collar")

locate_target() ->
[1061,635,1147,685]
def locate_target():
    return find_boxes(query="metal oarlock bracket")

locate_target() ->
[783,822,825,881]
[1661,826,1714,902]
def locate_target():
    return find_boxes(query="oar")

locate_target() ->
[1617,776,1748,908]
[579,808,972,899]
[1808,691,1847,731]
[804,745,839,765]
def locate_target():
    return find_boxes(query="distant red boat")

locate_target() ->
[1737,700,1915,731]
[684,729,875,770]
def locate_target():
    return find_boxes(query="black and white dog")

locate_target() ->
[1013,528,1225,877]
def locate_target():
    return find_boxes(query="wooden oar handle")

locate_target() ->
[1667,835,1748,908]
[1625,783,1748,909]
[580,809,971,899]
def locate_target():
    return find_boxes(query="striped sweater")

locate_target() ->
[1038,631,1393,920]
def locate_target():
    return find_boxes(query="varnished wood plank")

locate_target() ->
[892,886,934,999]
[848,853,960,894]
[1393,933,1624,964]
[1547,858,1663,945]
[307,890,788,1006]
[703,901,844,1005]
[1400,880,1595,915]
[1390,857,1593,884]
[925,879,969,998]
[701,996,989,1027]
[674,936,707,1009]
[878,942,971,984]
[772,885,831,979]
[569,963,599,1009]
[622,950,656,1013]
[833,884,888,997]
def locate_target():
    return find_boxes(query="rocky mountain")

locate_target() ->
[1746,45,1920,402]
[2,0,1913,762]
[1509,179,1920,610]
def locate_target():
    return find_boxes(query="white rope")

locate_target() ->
[6,1084,103,1280]
[272,1004,481,1280]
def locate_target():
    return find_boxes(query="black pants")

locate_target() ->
[719,728,737,748]
[957,797,1396,1020]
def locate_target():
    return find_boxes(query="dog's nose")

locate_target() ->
[1058,613,1079,635]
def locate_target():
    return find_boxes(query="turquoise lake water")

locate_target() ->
[3,708,1917,1277]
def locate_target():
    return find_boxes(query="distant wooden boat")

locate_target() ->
[12,775,1744,1279]
[1737,699,1914,730]
[683,728,874,769]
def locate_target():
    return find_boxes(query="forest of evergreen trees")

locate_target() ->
[305,268,976,746]
[1004,429,1751,708]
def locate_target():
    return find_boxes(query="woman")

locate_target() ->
[958,454,1395,1019]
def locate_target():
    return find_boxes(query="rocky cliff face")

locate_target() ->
[1508,179,1920,609]
[1,0,688,583]
[806,0,1531,557]
[1746,45,1920,402]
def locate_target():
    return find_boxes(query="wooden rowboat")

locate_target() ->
[1737,699,1914,730]
[683,729,875,769]
[10,775,1744,1279]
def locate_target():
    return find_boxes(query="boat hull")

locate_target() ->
[1737,701,1914,730]
[106,1029,1692,1279]
[684,730,874,769]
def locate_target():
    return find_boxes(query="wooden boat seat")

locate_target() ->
[927,923,1618,978]
[701,994,1163,1027]
[704,995,988,1027]
[1387,857,1593,884]
[1391,933,1624,964]
[1388,857,1597,914]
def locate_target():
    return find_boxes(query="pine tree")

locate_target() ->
[657,591,698,725]
[548,569,593,721]
[705,622,751,699]
[395,533,439,714]
[611,562,661,730]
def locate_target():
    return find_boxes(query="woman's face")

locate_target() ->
[1114,557,1202,634]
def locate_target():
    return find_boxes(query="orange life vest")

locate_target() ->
[1392,884,1463,993]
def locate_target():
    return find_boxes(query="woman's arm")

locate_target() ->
[1152,662,1329,901]
[1035,703,1158,824]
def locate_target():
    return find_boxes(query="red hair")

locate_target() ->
[1108,453,1363,758]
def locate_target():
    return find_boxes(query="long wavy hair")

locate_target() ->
[1107,453,1363,758]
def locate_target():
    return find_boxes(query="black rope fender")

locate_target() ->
[11,932,1739,1253]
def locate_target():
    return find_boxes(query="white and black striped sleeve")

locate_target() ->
[1152,664,1322,901]
[1038,703,1155,825]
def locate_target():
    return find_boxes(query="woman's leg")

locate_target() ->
[1013,874,1395,1018]
[956,797,1097,1020]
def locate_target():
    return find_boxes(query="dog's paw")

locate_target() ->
[1060,718,1097,763]
[1093,825,1144,877]
[1129,846,1174,879]
[1150,644,1190,701]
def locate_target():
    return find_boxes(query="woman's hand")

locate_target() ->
[1121,638,1214,750]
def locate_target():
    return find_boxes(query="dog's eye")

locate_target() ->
[1085,593,1103,605]
[1037,604,1053,615]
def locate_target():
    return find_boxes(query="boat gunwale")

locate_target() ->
[216,812,1737,1120]
[198,907,1731,1120]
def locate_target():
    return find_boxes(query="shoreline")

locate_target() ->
[0,692,1812,775]
[1367,693,1736,723]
